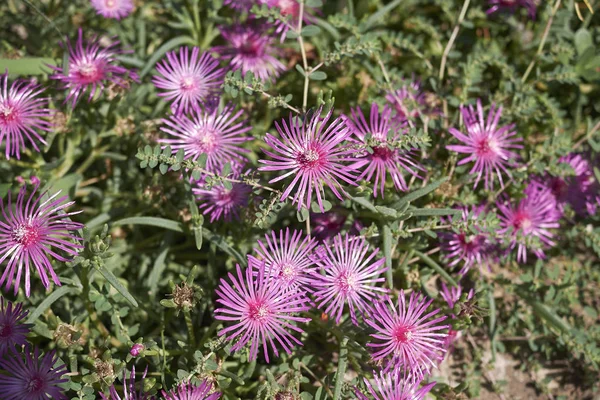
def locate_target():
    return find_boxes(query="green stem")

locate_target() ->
[333,337,348,400]
[183,310,196,347]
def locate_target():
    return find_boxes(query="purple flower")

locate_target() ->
[365,291,449,377]
[224,0,253,10]
[0,346,68,400]
[0,72,53,160]
[214,263,310,362]
[355,370,436,400]
[100,366,155,400]
[439,282,473,312]
[312,233,388,325]
[497,182,562,263]
[152,47,224,115]
[162,380,221,400]
[0,183,83,297]
[129,343,144,357]
[90,0,134,19]
[310,210,346,241]
[447,100,522,190]
[385,79,437,125]
[193,168,252,223]
[0,298,31,357]
[159,104,251,174]
[439,206,494,276]
[258,0,316,41]
[213,24,286,81]
[487,0,537,19]
[346,103,424,197]
[248,228,318,293]
[49,29,138,107]
[258,108,358,212]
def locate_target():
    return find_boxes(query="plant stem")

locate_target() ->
[439,0,470,81]
[333,336,348,399]
[183,310,196,347]
[297,0,310,111]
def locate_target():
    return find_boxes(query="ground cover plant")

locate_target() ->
[0,0,599,398]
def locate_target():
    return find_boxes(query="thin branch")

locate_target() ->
[439,0,470,81]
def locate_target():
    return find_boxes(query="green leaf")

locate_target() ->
[392,178,447,209]
[96,263,139,307]
[375,206,397,218]
[301,25,321,37]
[408,208,462,217]
[0,184,10,199]
[0,58,56,75]
[350,196,378,212]
[113,217,184,233]
[43,173,83,195]
[382,224,393,287]
[310,71,327,81]
[574,28,592,56]
[140,36,196,78]
[146,243,170,295]
[413,250,458,287]
[521,295,573,335]
[287,30,300,39]
[363,0,404,30]
[27,286,78,323]
[202,228,246,266]
[218,369,245,385]
[333,337,348,399]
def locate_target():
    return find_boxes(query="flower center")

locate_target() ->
[180,76,196,91]
[214,188,234,205]
[393,326,413,344]
[12,223,41,248]
[104,0,117,7]
[513,212,533,233]
[75,62,103,84]
[0,103,17,124]
[297,148,321,170]
[371,143,394,161]
[0,323,13,338]
[275,262,296,283]
[26,376,45,393]
[476,137,499,158]
[194,128,218,153]
[336,271,357,294]
[240,41,261,57]
[248,301,270,322]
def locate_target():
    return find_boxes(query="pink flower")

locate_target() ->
[152,47,224,115]
[497,182,562,263]
[385,79,433,125]
[312,233,388,325]
[129,343,144,357]
[365,291,449,377]
[100,366,155,400]
[447,100,522,190]
[355,369,436,400]
[346,103,424,197]
[258,108,358,212]
[213,24,286,81]
[0,298,31,357]
[0,72,53,160]
[487,0,538,19]
[159,104,251,174]
[224,0,253,10]
[258,0,316,41]
[49,29,139,107]
[162,380,221,400]
[193,168,252,223]
[90,0,134,20]
[439,283,473,354]
[248,228,318,293]
[310,210,346,241]
[214,263,310,362]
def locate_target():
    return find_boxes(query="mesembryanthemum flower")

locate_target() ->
[446,100,522,190]
[497,181,562,263]
[365,291,449,377]
[193,168,252,223]
[487,0,538,19]
[0,72,53,160]
[0,297,32,357]
[0,183,83,297]
[152,47,224,115]
[213,24,286,81]
[162,380,221,400]
[385,79,435,125]
[248,228,318,294]
[214,263,310,362]
[90,0,134,19]
[258,108,358,212]
[312,233,388,325]
[100,366,156,400]
[346,103,424,197]
[0,346,68,400]
[159,104,251,174]
[258,0,316,41]
[49,29,139,107]
[355,370,436,400]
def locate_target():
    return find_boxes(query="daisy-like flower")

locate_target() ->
[258,108,358,212]
[90,0,134,19]
[213,24,286,81]
[193,168,252,223]
[497,182,562,263]
[248,228,317,293]
[355,370,436,400]
[0,183,83,297]
[385,79,437,125]
[487,0,538,19]
[439,205,494,276]
[446,100,522,190]
[439,283,474,354]
[0,72,53,160]
[258,0,316,41]
[365,291,449,377]
[0,346,68,400]
[49,29,139,107]
[214,263,310,362]
[162,380,221,400]
[159,104,251,174]
[100,366,155,400]
[0,298,31,357]
[152,47,224,115]
[346,103,424,197]
[312,233,388,325]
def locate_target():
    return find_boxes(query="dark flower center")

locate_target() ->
[240,41,261,57]
[297,148,322,170]
[0,323,13,338]
[0,103,17,124]
[26,375,46,393]
[335,271,357,294]
[475,137,499,158]
[248,301,270,322]
[12,223,41,247]
[393,326,413,344]
[512,212,533,233]
[371,143,394,161]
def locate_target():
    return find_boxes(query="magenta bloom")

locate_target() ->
[487,0,537,19]
[162,380,221,400]
[0,346,68,400]
[312,233,388,325]
[213,25,286,81]
[346,103,424,197]
[356,370,436,400]
[310,210,346,241]
[365,291,449,377]
[214,263,310,362]
[49,29,138,107]
[258,108,358,212]
[160,104,251,174]
[223,0,253,9]
[385,79,436,125]
[100,366,155,400]
[152,47,224,115]
[0,72,52,160]
[497,182,562,263]
[193,169,252,223]
[447,100,522,190]
[0,184,83,297]
[90,0,134,19]
[439,206,494,276]
[258,0,316,41]
[0,298,32,357]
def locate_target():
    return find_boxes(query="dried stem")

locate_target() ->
[439,0,470,81]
